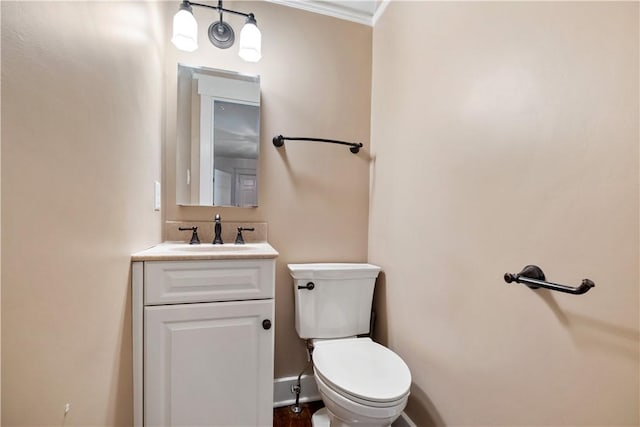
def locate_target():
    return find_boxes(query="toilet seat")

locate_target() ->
[312,338,411,407]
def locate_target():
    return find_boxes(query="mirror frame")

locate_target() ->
[176,64,261,207]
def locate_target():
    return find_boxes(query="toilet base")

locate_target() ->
[312,407,392,427]
[311,407,330,427]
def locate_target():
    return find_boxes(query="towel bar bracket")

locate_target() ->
[504,265,545,289]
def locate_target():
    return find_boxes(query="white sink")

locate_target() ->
[132,242,279,261]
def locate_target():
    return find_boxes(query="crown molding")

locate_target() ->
[371,0,390,26]
[266,0,387,27]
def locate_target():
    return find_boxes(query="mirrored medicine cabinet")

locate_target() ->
[176,64,260,207]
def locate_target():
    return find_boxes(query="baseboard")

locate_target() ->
[393,412,417,427]
[273,374,321,408]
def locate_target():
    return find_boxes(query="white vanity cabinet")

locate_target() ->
[132,244,278,427]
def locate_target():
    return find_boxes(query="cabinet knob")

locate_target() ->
[262,319,272,330]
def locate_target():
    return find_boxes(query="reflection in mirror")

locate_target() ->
[176,64,260,206]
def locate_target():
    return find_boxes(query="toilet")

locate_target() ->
[289,263,411,427]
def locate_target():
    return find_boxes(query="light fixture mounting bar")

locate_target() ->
[185,1,253,19]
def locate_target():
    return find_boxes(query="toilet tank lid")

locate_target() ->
[288,263,381,279]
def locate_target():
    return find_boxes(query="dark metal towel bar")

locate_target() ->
[504,265,595,295]
[273,135,363,154]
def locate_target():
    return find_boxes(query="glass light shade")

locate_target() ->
[172,8,198,52]
[238,22,261,62]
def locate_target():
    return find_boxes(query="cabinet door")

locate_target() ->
[144,299,274,426]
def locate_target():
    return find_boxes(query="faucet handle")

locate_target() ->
[235,227,255,244]
[178,226,200,245]
[213,214,223,244]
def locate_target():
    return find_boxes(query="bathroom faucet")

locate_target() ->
[213,214,223,244]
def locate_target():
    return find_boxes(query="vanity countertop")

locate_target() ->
[131,241,279,261]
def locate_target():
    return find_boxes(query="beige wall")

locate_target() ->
[1,2,164,425]
[370,2,639,425]
[163,1,372,378]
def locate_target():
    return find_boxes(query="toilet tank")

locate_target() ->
[288,263,381,339]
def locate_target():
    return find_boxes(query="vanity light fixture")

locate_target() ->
[171,0,262,62]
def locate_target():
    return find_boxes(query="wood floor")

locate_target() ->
[273,401,325,427]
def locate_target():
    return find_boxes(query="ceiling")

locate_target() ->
[265,0,387,26]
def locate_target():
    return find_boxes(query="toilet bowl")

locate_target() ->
[311,338,411,427]
[288,263,412,427]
